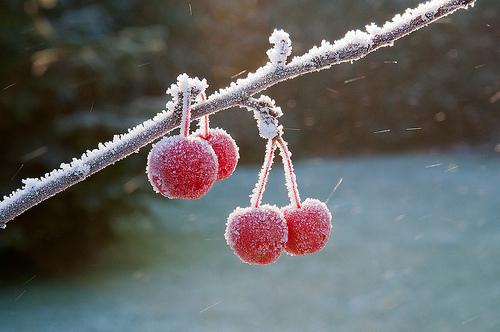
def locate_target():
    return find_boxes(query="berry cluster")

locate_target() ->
[146,75,331,266]
[225,136,332,265]
[146,75,239,200]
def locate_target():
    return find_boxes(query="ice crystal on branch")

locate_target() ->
[165,74,208,137]
[267,29,292,67]
[241,96,283,139]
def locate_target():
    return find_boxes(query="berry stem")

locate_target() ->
[199,115,210,139]
[276,136,301,209]
[197,93,210,139]
[181,89,192,137]
[250,139,277,209]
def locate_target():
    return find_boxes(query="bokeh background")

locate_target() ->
[0,0,499,330]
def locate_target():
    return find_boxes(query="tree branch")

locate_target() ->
[0,0,475,226]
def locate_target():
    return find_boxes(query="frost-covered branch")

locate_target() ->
[240,95,283,139]
[0,0,475,226]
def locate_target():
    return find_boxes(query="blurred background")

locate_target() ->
[0,0,499,330]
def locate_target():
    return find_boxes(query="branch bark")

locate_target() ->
[0,0,475,226]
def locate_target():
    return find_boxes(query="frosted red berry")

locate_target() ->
[194,128,239,181]
[282,198,332,256]
[225,205,288,265]
[146,135,218,200]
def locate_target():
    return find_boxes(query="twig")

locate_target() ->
[0,0,475,226]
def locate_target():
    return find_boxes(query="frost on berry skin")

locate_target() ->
[146,135,218,200]
[193,128,239,181]
[225,205,288,265]
[282,198,332,256]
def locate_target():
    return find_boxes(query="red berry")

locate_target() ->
[225,205,287,265]
[146,135,218,199]
[282,198,332,256]
[194,128,239,181]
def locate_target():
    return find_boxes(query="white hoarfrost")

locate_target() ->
[0,106,175,225]
[241,95,283,140]
[267,29,292,67]
[289,0,474,68]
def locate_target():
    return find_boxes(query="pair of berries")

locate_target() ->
[225,137,332,265]
[226,198,331,265]
[146,75,239,200]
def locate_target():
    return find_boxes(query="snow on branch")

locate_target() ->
[267,29,292,68]
[0,0,475,226]
[166,74,208,137]
[240,95,283,139]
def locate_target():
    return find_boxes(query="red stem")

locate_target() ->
[250,139,277,208]
[199,115,210,138]
[198,93,210,139]
[276,136,301,209]
[181,90,191,137]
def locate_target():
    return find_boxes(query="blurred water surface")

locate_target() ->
[1,152,499,331]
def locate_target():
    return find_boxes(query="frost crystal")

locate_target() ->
[254,109,282,139]
[166,74,209,137]
[267,29,292,67]
[167,74,208,107]
[289,0,474,69]
[243,95,283,139]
